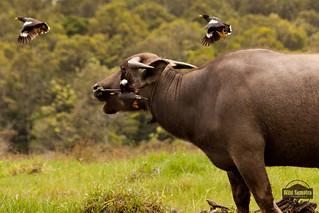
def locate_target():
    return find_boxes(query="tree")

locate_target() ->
[88,2,148,67]
[129,19,202,61]
[226,14,308,51]
[30,80,77,152]
[1,0,319,153]
[134,2,174,31]
[230,26,285,50]
[62,15,89,36]
[88,2,147,40]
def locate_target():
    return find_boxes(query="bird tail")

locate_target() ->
[201,31,222,46]
[17,35,31,44]
[201,36,211,46]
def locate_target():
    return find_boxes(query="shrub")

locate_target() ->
[81,183,167,213]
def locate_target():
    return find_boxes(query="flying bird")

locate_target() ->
[15,17,50,44]
[199,14,232,46]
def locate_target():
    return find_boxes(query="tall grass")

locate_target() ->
[0,146,318,212]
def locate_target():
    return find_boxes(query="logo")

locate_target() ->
[282,180,313,200]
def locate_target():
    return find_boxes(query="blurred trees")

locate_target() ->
[1,0,319,153]
[30,80,77,152]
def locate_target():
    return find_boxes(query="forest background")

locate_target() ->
[1,0,319,153]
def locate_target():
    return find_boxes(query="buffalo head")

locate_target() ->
[93,53,196,114]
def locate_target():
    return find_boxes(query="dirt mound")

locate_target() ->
[200,198,318,213]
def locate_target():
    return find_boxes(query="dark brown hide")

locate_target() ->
[93,49,319,213]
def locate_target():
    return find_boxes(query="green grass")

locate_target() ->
[0,151,318,212]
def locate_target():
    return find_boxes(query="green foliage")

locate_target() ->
[186,48,218,67]
[107,113,158,146]
[231,26,285,50]
[7,158,44,176]
[89,2,147,40]
[1,0,319,152]
[134,2,174,31]
[82,183,167,212]
[131,19,202,60]
[226,13,308,51]
[30,80,78,152]
[56,0,102,17]
[62,15,89,36]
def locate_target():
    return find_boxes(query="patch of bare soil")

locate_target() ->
[200,198,318,213]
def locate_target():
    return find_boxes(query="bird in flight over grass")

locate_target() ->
[15,17,50,44]
[199,14,232,46]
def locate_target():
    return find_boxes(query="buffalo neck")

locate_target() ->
[149,66,219,142]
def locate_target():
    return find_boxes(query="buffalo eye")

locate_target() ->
[121,66,126,71]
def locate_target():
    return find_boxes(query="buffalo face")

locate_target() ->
[93,53,196,114]
[93,71,123,114]
[93,71,147,114]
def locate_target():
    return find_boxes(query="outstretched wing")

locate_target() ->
[17,29,38,44]
[203,17,225,29]
[17,22,50,44]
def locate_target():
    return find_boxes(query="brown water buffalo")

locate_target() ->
[93,49,319,213]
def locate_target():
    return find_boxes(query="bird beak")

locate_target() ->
[198,15,203,17]
[14,17,18,20]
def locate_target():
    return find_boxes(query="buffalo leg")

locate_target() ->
[232,155,281,212]
[234,161,281,213]
[227,170,250,213]
[229,131,282,213]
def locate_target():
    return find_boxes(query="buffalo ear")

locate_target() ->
[149,59,169,73]
[140,60,169,86]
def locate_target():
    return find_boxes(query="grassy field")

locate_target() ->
[0,148,318,212]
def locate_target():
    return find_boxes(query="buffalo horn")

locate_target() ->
[165,59,197,69]
[127,57,154,69]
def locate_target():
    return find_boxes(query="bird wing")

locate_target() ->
[18,23,50,44]
[203,20,225,29]
[203,16,228,29]
[25,18,43,25]
[17,29,37,44]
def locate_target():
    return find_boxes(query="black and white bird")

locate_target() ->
[119,70,146,108]
[199,15,232,46]
[120,79,131,93]
[15,17,50,44]
[120,69,138,94]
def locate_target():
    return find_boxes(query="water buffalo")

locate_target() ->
[93,49,319,213]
